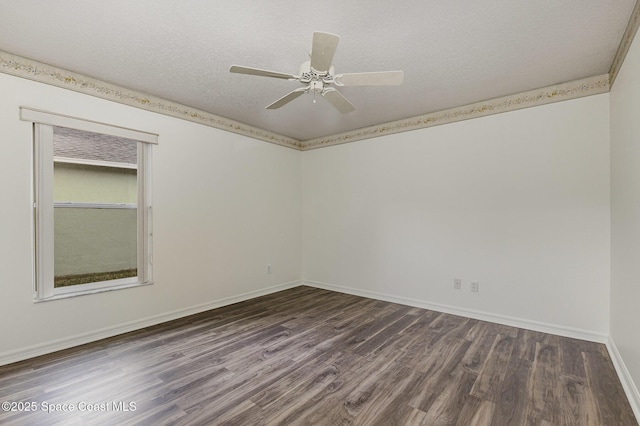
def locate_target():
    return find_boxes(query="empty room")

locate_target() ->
[1,1,640,424]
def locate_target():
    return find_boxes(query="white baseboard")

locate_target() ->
[606,337,640,422]
[4,279,638,420]
[302,279,608,343]
[0,280,301,367]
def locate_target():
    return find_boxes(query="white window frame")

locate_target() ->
[21,107,157,301]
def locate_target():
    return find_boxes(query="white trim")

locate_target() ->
[54,202,136,209]
[302,279,609,343]
[54,156,137,170]
[138,142,152,284]
[52,276,138,296]
[302,75,609,150]
[609,0,640,87]
[34,124,55,299]
[5,277,637,421]
[0,51,611,151]
[20,107,158,144]
[606,337,640,422]
[35,278,148,302]
[0,280,302,366]
[1,51,299,149]
[32,121,153,301]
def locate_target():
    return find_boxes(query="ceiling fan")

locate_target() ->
[230,32,404,113]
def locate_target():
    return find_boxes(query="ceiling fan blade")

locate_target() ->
[230,65,297,80]
[323,89,356,114]
[266,88,307,109]
[336,71,404,86]
[310,32,340,73]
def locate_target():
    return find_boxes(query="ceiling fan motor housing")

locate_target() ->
[299,61,335,87]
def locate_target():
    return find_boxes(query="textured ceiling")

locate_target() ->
[0,1,636,141]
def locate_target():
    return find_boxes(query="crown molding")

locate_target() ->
[0,50,302,150]
[301,74,610,150]
[610,0,640,87]
[1,51,610,152]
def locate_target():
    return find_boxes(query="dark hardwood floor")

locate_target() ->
[0,286,636,425]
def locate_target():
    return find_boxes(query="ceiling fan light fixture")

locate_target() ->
[229,32,404,113]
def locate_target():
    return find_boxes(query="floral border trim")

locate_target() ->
[0,51,303,150]
[301,74,610,150]
[610,0,640,87]
[0,51,611,152]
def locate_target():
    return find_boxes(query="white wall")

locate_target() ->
[0,73,302,362]
[302,94,611,337]
[0,65,618,369]
[610,24,640,404]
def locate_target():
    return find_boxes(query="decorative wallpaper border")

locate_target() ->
[0,51,303,150]
[0,50,611,152]
[609,0,640,87]
[301,74,610,150]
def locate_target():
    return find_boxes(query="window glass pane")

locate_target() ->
[52,126,138,287]
[54,208,137,287]
[53,126,137,204]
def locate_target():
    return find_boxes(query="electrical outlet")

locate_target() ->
[470,282,479,292]
[266,264,271,274]
[454,279,462,290]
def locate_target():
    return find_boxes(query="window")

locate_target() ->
[22,108,157,301]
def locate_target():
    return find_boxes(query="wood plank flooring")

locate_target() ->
[0,286,636,425]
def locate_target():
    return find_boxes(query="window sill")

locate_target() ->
[34,280,153,303]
